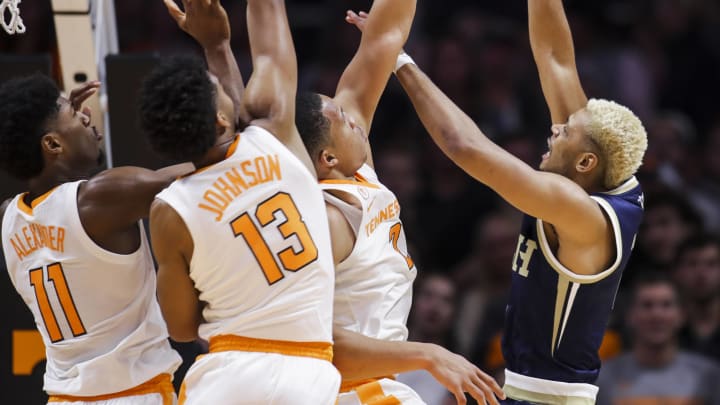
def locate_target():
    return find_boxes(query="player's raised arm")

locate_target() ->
[529,0,588,124]
[68,82,194,240]
[334,0,416,138]
[242,0,295,135]
[164,0,250,126]
[333,327,505,405]
[395,63,606,251]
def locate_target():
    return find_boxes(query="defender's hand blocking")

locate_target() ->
[164,0,230,49]
[426,344,505,405]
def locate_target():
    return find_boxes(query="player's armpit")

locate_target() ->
[326,202,355,265]
[150,199,202,342]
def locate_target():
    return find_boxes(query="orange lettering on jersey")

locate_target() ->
[198,155,283,221]
[198,190,230,221]
[10,237,26,260]
[241,160,258,187]
[364,199,402,237]
[8,224,67,261]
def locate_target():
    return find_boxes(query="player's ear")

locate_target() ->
[575,152,598,173]
[319,148,338,169]
[41,132,63,155]
[216,111,231,135]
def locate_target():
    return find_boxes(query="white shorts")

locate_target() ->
[338,378,426,405]
[179,351,340,405]
[48,393,176,405]
[47,374,176,405]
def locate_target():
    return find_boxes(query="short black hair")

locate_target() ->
[0,74,60,180]
[644,188,702,229]
[295,92,331,159]
[139,55,217,161]
[630,271,679,305]
[675,233,720,264]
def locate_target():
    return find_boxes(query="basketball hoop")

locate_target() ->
[1,0,25,35]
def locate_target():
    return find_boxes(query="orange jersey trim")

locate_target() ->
[17,187,59,216]
[320,172,380,189]
[340,375,396,393]
[177,134,242,180]
[342,379,401,405]
[47,373,174,404]
[209,334,333,362]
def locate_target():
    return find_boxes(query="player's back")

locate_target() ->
[1,181,181,397]
[156,125,335,344]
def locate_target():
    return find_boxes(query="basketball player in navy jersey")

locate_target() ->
[346,1,648,402]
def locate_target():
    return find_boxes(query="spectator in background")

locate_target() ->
[643,112,697,190]
[596,274,720,405]
[629,189,702,277]
[398,272,457,405]
[688,124,720,232]
[453,209,520,357]
[674,234,720,362]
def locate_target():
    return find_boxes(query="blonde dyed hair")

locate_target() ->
[585,98,648,189]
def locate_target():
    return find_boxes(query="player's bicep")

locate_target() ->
[492,166,605,242]
[451,142,602,241]
[150,200,201,342]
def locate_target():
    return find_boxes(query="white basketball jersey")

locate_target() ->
[321,164,416,341]
[1,181,181,396]
[156,126,334,343]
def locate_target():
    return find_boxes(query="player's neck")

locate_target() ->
[192,132,237,170]
[26,167,89,201]
[633,341,677,368]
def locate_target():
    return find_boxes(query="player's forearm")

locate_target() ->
[204,43,247,126]
[246,0,296,84]
[396,63,498,173]
[528,0,576,66]
[364,0,415,46]
[333,327,431,380]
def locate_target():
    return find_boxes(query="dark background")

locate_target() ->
[2,0,720,402]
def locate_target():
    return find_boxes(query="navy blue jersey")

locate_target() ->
[502,177,643,389]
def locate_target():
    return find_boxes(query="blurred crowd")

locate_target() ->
[2,0,720,404]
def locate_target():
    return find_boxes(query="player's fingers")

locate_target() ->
[164,0,185,24]
[359,11,369,17]
[70,88,98,111]
[464,378,489,405]
[451,387,467,405]
[69,81,99,99]
[477,370,505,400]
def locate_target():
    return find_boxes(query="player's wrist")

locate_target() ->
[394,50,416,74]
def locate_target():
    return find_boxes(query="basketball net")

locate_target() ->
[1,0,25,35]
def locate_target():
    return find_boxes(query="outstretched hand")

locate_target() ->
[164,0,230,49]
[345,10,368,32]
[68,81,99,122]
[426,344,506,405]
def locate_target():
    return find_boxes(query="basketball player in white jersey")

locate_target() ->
[0,77,186,402]
[138,0,340,403]
[292,4,504,404]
